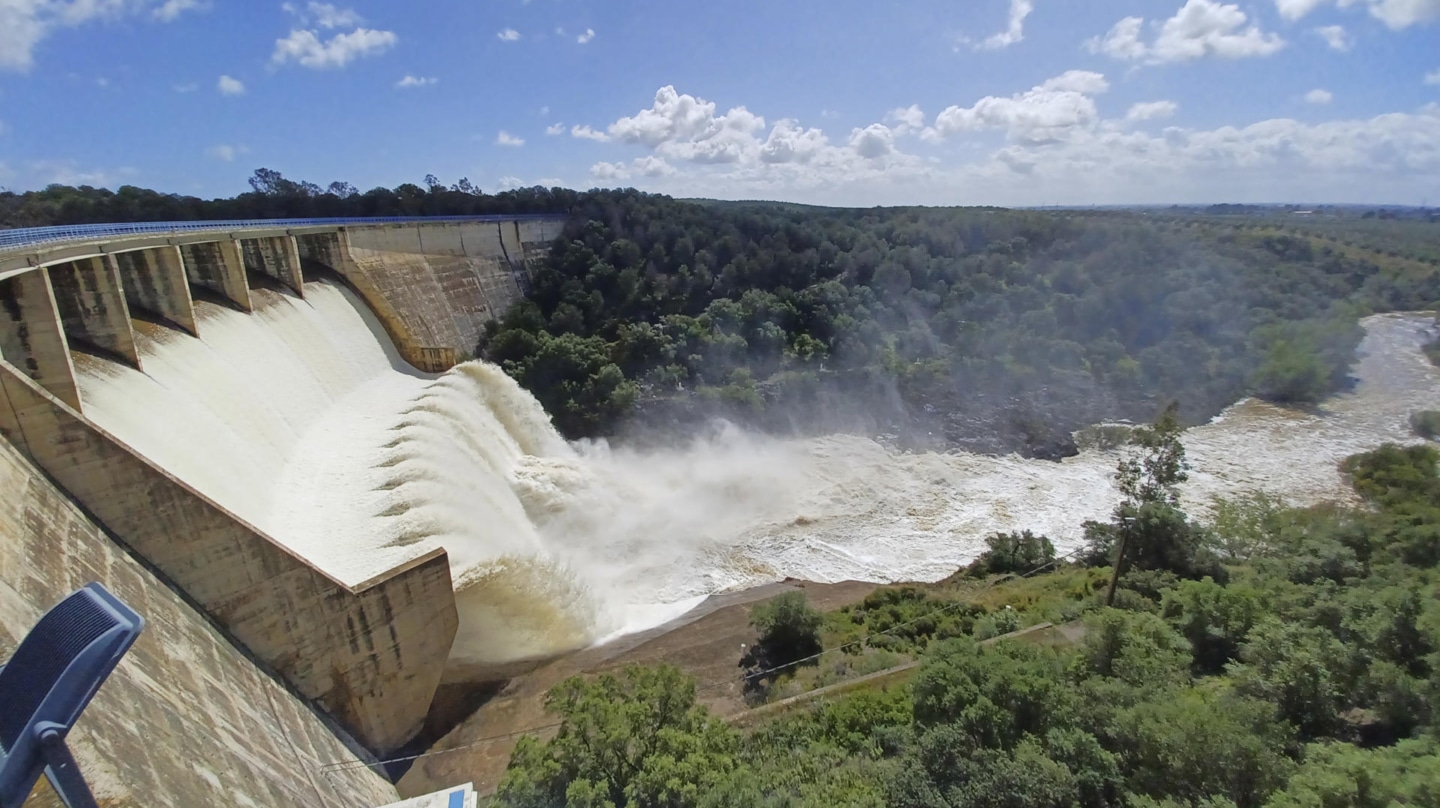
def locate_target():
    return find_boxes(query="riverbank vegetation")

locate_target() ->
[492,426,1440,808]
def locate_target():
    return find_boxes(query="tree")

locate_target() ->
[495,665,740,808]
[743,591,824,690]
[1084,404,1220,588]
[971,530,1057,577]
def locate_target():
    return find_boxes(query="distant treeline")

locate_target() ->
[0,169,578,227]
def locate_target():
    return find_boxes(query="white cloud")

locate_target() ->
[217,74,245,95]
[849,124,896,159]
[547,86,1440,206]
[545,123,565,135]
[0,0,205,71]
[577,28,595,43]
[173,81,198,93]
[396,75,437,88]
[1305,88,1334,104]
[497,28,521,41]
[1126,100,1179,121]
[1275,0,1330,20]
[1425,69,1440,84]
[282,2,360,27]
[927,70,1109,143]
[153,0,207,22]
[974,0,1034,50]
[1273,0,1440,28]
[206,144,248,162]
[496,130,525,147]
[497,175,524,190]
[759,120,830,164]
[1088,0,1285,64]
[885,105,926,134]
[572,124,610,141]
[272,27,397,69]
[1314,25,1352,50]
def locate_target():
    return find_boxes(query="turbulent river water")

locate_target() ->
[72,279,1440,671]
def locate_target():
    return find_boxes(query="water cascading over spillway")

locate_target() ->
[72,279,1440,675]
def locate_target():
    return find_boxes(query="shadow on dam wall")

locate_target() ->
[0,216,568,792]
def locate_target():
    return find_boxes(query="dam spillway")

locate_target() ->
[74,279,1440,674]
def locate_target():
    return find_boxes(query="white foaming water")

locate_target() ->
[74,284,1440,672]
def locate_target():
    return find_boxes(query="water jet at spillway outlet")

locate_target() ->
[71,280,1440,676]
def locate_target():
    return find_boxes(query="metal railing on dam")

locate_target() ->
[0,213,565,252]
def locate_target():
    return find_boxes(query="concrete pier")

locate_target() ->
[0,268,81,412]
[181,240,253,311]
[47,256,141,369]
[240,235,306,298]
[114,245,199,336]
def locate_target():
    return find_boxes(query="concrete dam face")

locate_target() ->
[73,280,669,680]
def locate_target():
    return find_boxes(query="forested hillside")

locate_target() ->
[483,192,1440,455]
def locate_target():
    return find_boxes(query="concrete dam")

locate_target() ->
[0,216,570,806]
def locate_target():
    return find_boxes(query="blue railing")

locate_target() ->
[0,214,565,252]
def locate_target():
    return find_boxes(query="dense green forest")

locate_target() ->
[492,423,1440,808]
[483,192,1439,455]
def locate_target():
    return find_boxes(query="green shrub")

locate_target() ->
[1410,410,1440,440]
[749,591,823,670]
[971,530,1058,577]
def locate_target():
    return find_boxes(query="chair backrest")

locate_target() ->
[0,583,144,808]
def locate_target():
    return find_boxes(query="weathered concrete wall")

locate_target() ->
[240,236,305,298]
[113,246,198,336]
[46,257,140,369]
[0,361,459,753]
[0,269,80,411]
[332,220,564,367]
[0,435,401,808]
[180,241,252,311]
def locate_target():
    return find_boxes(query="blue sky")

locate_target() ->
[1,0,1438,205]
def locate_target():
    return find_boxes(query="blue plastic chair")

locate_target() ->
[0,583,144,808]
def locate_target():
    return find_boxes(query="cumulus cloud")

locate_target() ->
[1088,0,1285,64]
[577,28,595,43]
[496,130,525,147]
[1314,24,1351,50]
[885,105,926,134]
[497,28,521,41]
[545,123,565,135]
[1272,0,1440,29]
[576,86,925,198]
[272,27,397,69]
[973,0,1034,50]
[571,124,610,141]
[217,74,244,95]
[849,124,896,159]
[926,70,1109,143]
[396,75,437,88]
[1126,100,1179,121]
[1305,88,1334,104]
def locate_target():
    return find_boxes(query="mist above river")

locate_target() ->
[72,281,1439,672]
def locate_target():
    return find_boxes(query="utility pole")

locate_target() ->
[1104,517,1134,607]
